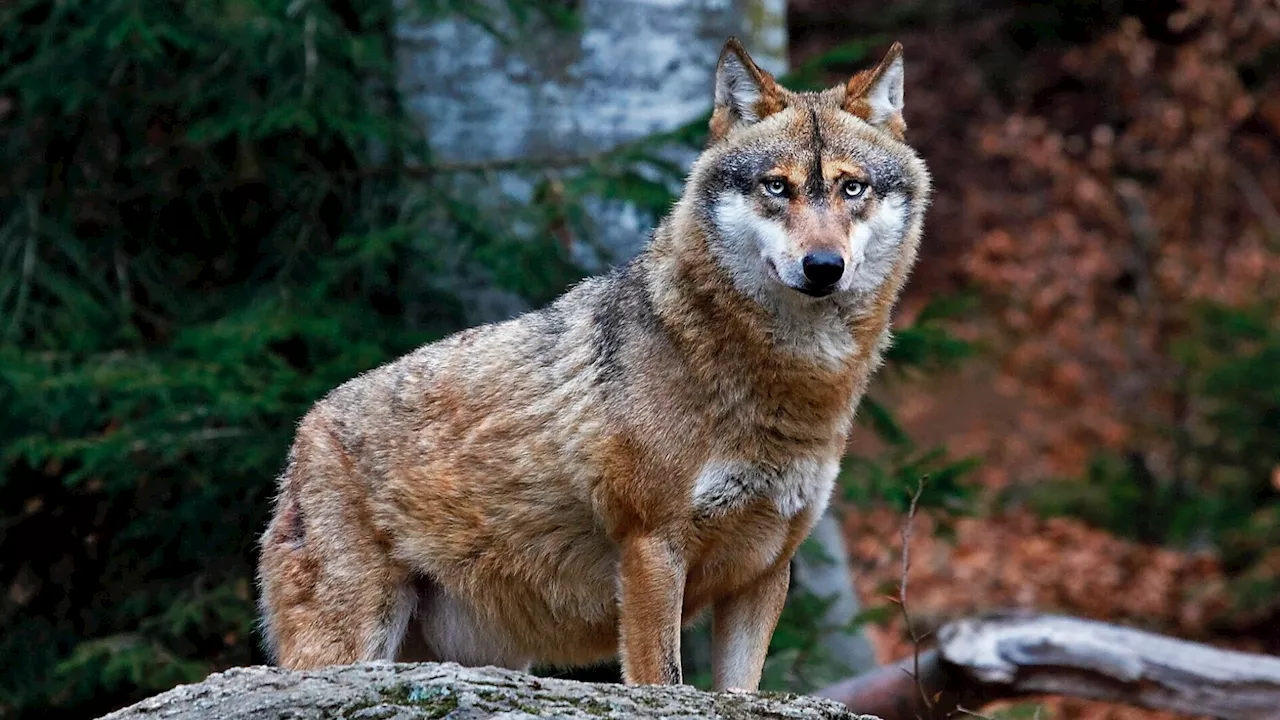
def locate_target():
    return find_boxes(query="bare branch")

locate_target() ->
[3,194,39,342]
[1233,162,1280,245]
[954,705,998,720]
[819,611,1280,720]
[898,475,931,716]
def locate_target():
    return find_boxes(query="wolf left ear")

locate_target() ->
[843,42,906,139]
[709,37,784,143]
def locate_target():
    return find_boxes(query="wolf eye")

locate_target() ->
[762,178,789,197]
[842,180,867,199]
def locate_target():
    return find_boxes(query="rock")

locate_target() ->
[98,661,879,720]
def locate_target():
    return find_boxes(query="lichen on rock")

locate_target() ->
[97,662,877,720]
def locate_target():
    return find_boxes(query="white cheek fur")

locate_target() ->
[711,189,911,298]
[842,192,908,293]
[711,192,805,294]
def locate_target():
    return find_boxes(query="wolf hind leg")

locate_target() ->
[257,416,415,669]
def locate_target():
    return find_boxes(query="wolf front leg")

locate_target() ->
[711,560,790,691]
[617,533,686,685]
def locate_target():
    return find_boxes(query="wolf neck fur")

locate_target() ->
[620,208,896,456]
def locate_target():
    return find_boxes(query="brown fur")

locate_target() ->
[257,38,929,691]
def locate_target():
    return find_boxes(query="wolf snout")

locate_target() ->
[801,251,844,290]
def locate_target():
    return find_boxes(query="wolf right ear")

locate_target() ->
[709,37,784,143]
[843,42,906,139]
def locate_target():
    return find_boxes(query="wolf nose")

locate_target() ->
[801,251,844,287]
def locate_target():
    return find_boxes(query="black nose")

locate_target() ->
[801,251,845,287]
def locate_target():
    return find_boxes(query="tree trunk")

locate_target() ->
[394,0,789,326]
[789,511,880,681]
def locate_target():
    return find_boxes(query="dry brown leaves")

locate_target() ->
[957,2,1280,486]
[843,506,1238,720]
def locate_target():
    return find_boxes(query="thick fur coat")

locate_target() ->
[257,37,931,692]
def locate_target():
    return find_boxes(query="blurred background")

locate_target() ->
[1,1,1278,718]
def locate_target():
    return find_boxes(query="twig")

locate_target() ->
[4,194,38,342]
[1114,179,1157,308]
[403,151,611,176]
[899,475,931,716]
[405,114,700,176]
[102,121,699,207]
[114,240,132,317]
[954,705,997,720]
[126,427,250,453]
[102,150,623,206]
[1233,162,1280,246]
[302,12,318,104]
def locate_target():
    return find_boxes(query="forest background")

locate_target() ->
[2,0,1278,718]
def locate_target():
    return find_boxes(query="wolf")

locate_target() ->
[257,37,930,691]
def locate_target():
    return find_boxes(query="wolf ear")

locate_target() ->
[843,42,906,139]
[710,37,784,143]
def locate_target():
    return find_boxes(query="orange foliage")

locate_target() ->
[795,2,1280,715]
[961,5,1280,485]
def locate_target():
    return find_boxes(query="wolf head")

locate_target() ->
[685,39,931,303]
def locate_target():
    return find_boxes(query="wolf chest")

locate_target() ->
[690,457,839,520]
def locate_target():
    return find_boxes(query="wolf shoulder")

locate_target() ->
[302,256,667,440]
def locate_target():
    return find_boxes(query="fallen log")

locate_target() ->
[817,611,1280,720]
[99,661,877,720]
